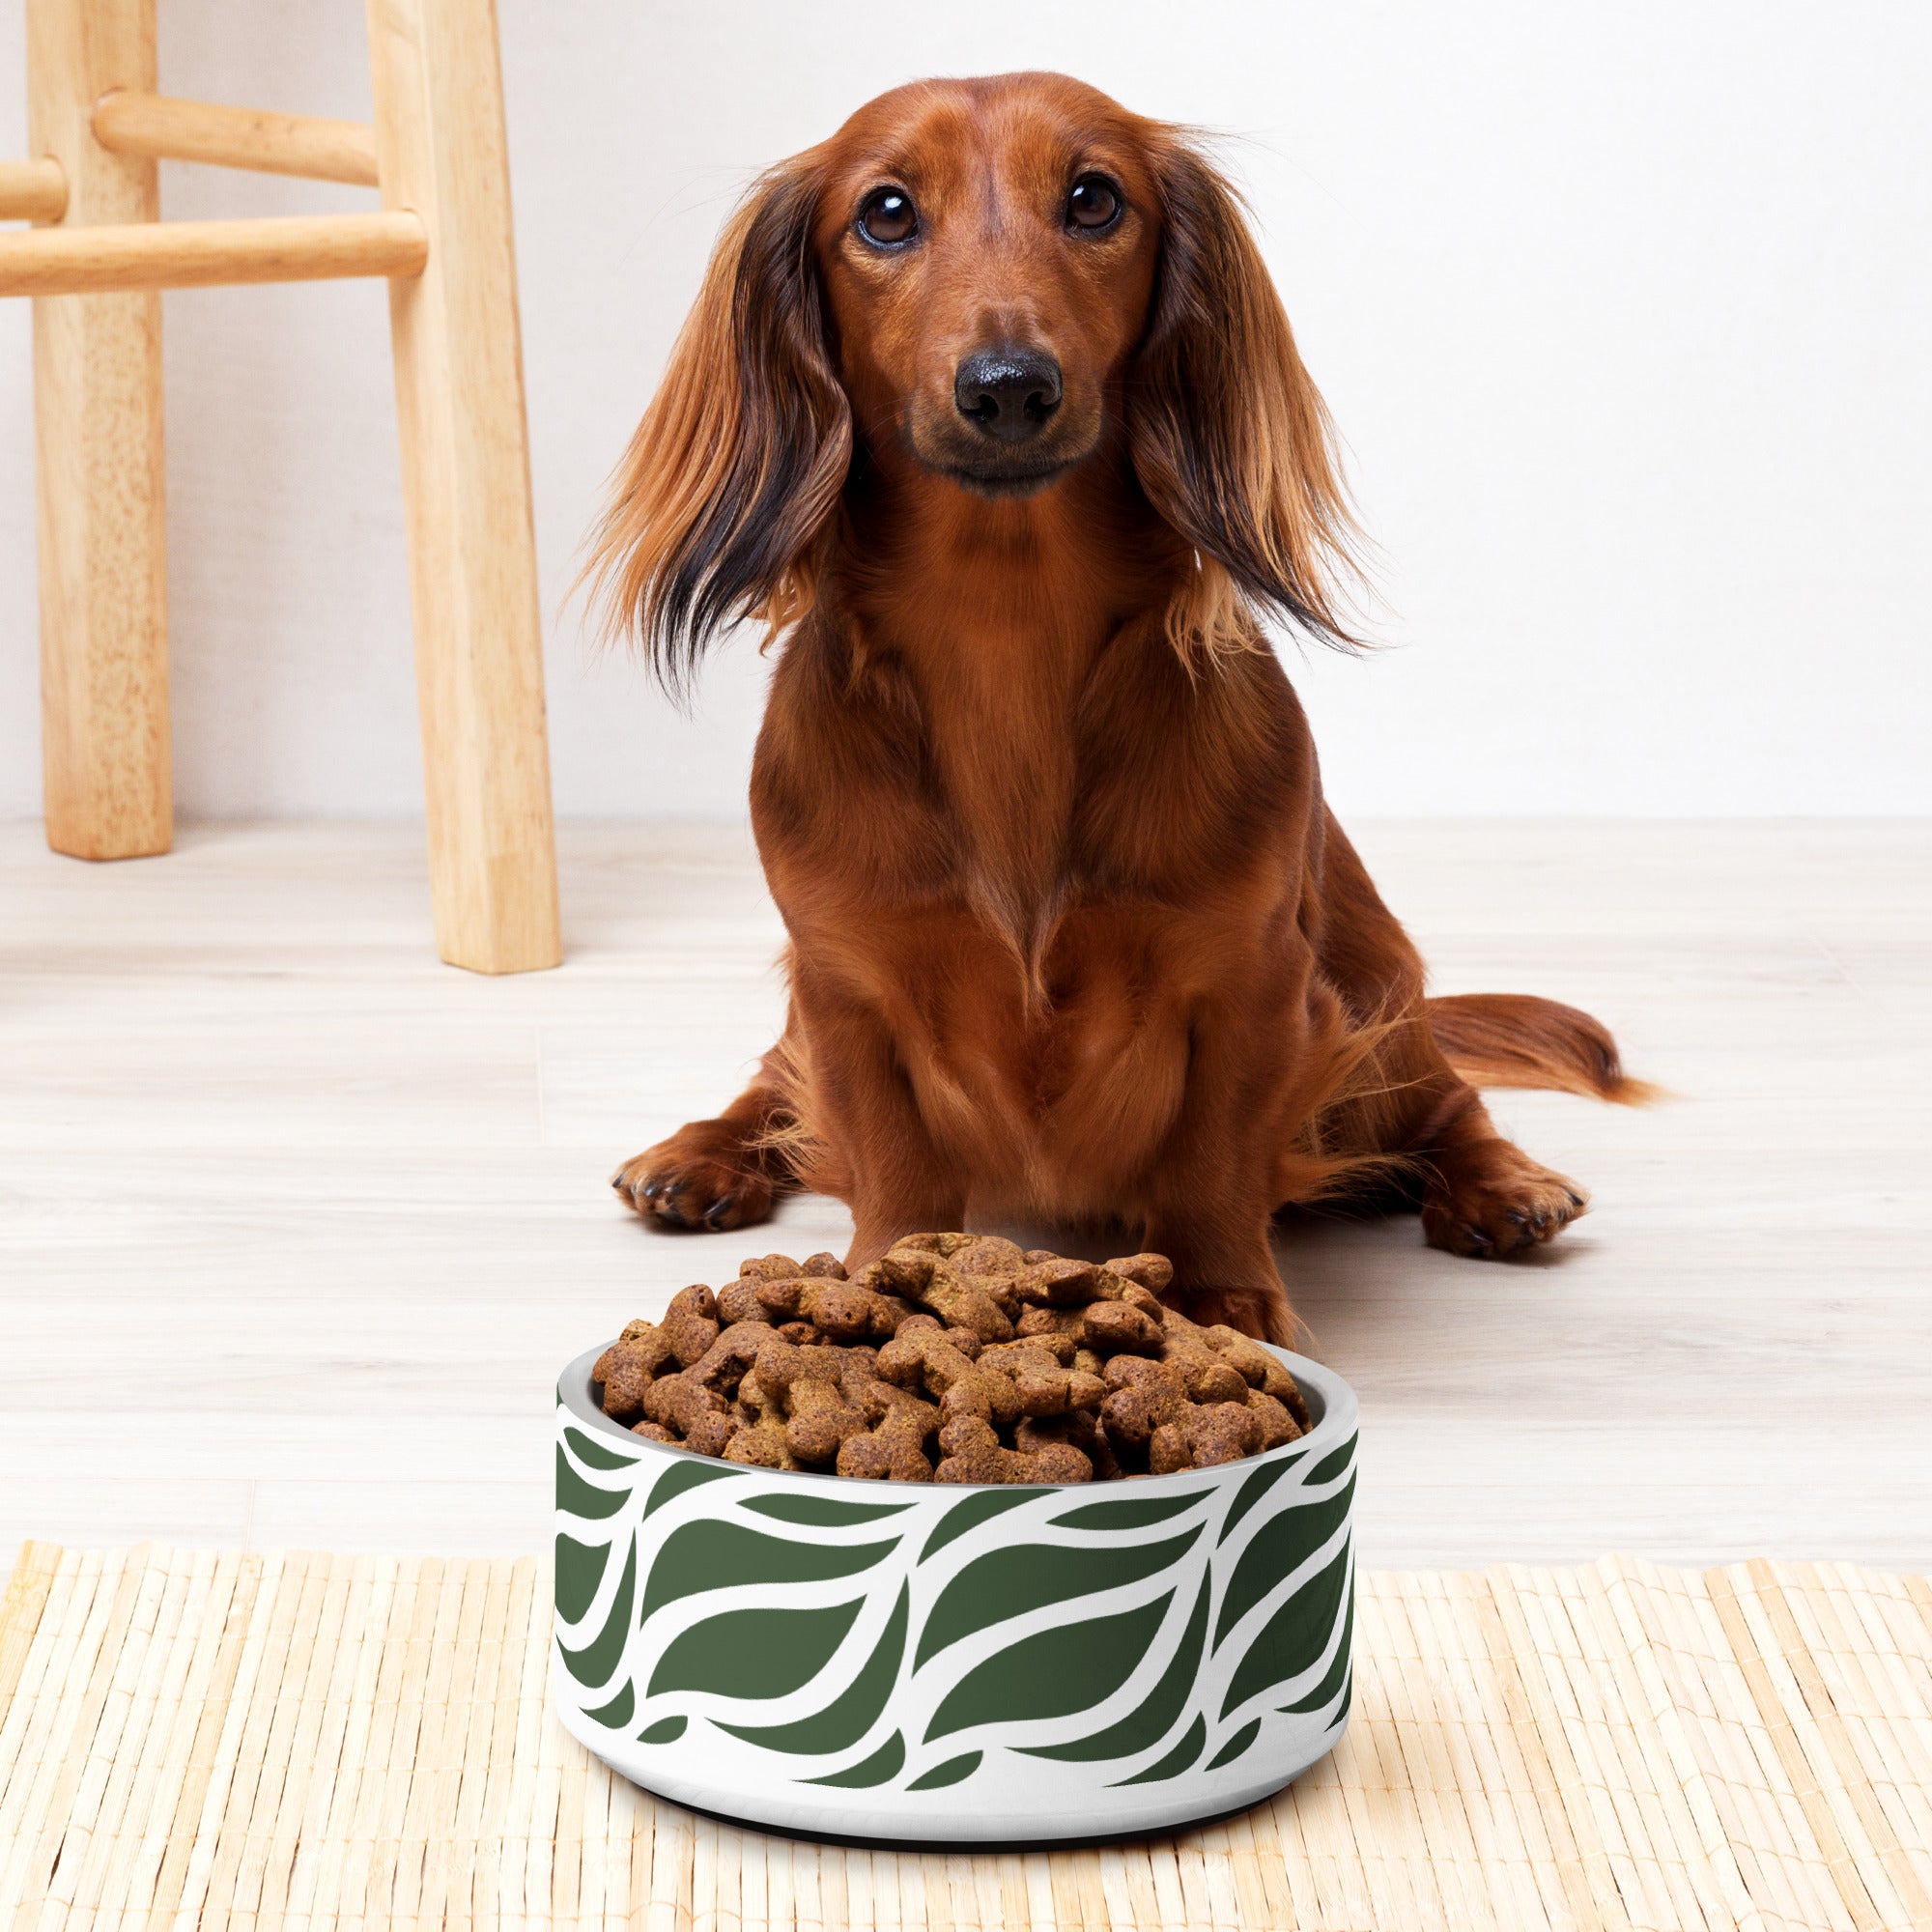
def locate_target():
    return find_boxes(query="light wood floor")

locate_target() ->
[3,819,1927,1574]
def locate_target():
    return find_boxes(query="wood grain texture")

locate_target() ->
[28,0,169,862]
[0,211,428,296]
[0,820,1926,1576]
[90,90,381,187]
[366,0,561,975]
[0,156,66,223]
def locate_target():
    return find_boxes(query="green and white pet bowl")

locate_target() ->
[553,1341,1357,1844]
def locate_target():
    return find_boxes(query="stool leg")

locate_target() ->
[365,0,561,974]
[29,0,170,861]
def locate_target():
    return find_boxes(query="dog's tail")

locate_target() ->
[1424,993,1661,1105]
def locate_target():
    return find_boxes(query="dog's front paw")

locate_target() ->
[611,1126,775,1232]
[1421,1140,1587,1259]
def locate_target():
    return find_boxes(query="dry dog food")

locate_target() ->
[589,1234,1310,1484]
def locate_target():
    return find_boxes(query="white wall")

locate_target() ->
[1,0,1925,820]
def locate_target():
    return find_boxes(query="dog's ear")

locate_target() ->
[1130,138,1362,655]
[586,156,851,696]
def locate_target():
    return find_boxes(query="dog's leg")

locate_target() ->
[1136,1006,1300,1345]
[1409,1083,1588,1259]
[783,971,966,1272]
[611,1040,798,1232]
[1143,1211,1294,1347]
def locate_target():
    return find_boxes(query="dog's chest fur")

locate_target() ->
[753,597,1319,1208]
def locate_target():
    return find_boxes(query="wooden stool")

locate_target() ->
[1,0,561,974]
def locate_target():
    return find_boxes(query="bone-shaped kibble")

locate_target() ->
[753,1336,869,1464]
[1155,1308,1261,1404]
[1013,1258,1124,1306]
[1097,1356,1190,1447]
[684,1321,779,1394]
[1015,1408,1121,1480]
[639,1372,737,1457]
[986,1328,1075,1367]
[837,1390,937,1480]
[935,1415,1093,1484]
[660,1284,722,1367]
[1245,1388,1302,1451]
[746,1276,905,1342]
[1150,1400,1263,1472]
[724,1411,798,1469]
[876,1326,1023,1428]
[975,1340,1107,1417]
[1201,1324,1312,1426]
[1103,1253,1175,1294]
[737,1253,803,1280]
[1079,1301,1164,1356]
[947,1235,1027,1278]
[867,1251,1015,1341]
[593,1327,675,1420]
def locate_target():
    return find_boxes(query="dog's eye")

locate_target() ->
[857,187,918,246]
[1066,175,1122,232]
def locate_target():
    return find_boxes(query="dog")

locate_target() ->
[589,71,1650,1344]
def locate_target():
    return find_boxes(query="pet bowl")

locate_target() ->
[553,1341,1357,1844]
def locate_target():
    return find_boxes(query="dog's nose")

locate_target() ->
[953,346,1062,442]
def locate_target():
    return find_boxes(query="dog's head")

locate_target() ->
[589,72,1358,692]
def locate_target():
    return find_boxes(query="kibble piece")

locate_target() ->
[978,1342,1107,1419]
[1014,1258,1115,1306]
[1246,1388,1303,1451]
[641,1372,735,1456]
[685,1322,779,1395]
[837,1395,937,1480]
[594,1330,674,1421]
[1179,1358,1252,1406]
[1104,1253,1175,1293]
[629,1420,677,1443]
[867,1252,1014,1342]
[986,1328,1075,1368]
[1016,1409,1122,1481]
[935,1415,1093,1485]
[1182,1401,1265,1466]
[1099,1357,1189,1447]
[737,1253,803,1281]
[1015,1305,1083,1342]
[949,1235,1027,1278]
[877,1326,1024,1428]
[754,1337,869,1464]
[724,1414,798,1468]
[660,1285,722,1367]
[800,1251,847,1278]
[889,1232,979,1260]
[753,1277,882,1340]
[1080,1301,1164,1356]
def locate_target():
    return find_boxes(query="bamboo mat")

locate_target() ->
[3,1547,1930,1931]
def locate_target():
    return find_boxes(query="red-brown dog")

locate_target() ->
[591,72,1648,1343]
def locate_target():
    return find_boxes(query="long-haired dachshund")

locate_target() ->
[591,71,1649,1343]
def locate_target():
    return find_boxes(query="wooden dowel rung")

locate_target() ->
[0,157,68,223]
[0,212,427,297]
[91,91,380,188]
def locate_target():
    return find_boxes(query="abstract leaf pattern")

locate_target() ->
[554,1399,1353,1800]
